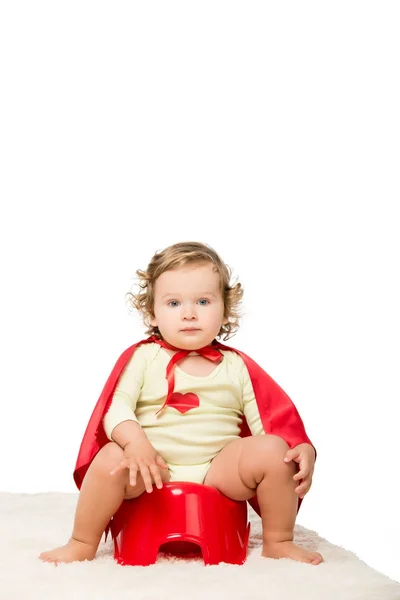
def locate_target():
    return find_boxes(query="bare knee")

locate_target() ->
[92,443,143,498]
[239,435,296,485]
[92,442,124,473]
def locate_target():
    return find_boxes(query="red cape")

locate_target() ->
[74,338,314,537]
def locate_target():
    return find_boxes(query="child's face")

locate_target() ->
[150,262,228,349]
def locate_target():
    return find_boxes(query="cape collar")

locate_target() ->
[147,334,222,415]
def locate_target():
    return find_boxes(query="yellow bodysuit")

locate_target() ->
[103,342,264,483]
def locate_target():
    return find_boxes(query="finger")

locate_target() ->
[149,464,163,489]
[284,451,300,463]
[139,464,154,493]
[297,485,311,499]
[293,468,308,481]
[294,456,310,478]
[299,456,307,471]
[110,460,127,476]
[156,455,169,469]
[295,479,312,496]
[129,463,139,487]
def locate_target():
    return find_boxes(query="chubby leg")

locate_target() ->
[204,435,323,565]
[39,442,170,564]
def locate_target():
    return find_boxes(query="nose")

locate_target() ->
[181,302,197,320]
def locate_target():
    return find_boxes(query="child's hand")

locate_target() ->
[283,443,316,499]
[110,438,169,493]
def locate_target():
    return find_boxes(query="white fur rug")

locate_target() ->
[1,493,399,600]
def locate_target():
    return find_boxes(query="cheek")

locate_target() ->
[212,306,225,323]
[156,307,175,323]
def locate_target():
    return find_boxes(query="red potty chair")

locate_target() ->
[113,482,250,566]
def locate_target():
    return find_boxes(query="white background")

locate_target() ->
[1,0,399,584]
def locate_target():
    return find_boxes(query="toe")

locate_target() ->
[311,553,323,565]
[39,553,58,565]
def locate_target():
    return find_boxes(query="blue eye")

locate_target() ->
[167,300,180,307]
[167,299,210,307]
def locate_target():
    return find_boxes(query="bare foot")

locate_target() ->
[39,538,98,565]
[262,540,323,565]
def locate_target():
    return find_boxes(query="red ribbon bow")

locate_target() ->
[147,335,222,415]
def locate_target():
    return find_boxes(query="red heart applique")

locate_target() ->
[167,392,200,414]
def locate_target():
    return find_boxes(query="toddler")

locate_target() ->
[40,241,323,565]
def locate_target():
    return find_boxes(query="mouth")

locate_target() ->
[181,328,200,332]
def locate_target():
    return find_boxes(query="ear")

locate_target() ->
[150,315,157,327]
[222,315,229,325]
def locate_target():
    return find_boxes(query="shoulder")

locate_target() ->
[124,341,162,368]
[221,349,244,365]
[219,347,261,390]
[220,349,249,377]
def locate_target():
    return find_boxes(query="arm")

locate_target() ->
[240,354,315,452]
[111,419,148,449]
[110,418,168,493]
[103,344,147,442]
[240,357,266,436]
[240,358,316,499]
[103,345,169,491]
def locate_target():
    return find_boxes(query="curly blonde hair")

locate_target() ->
[127,241,243,341]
